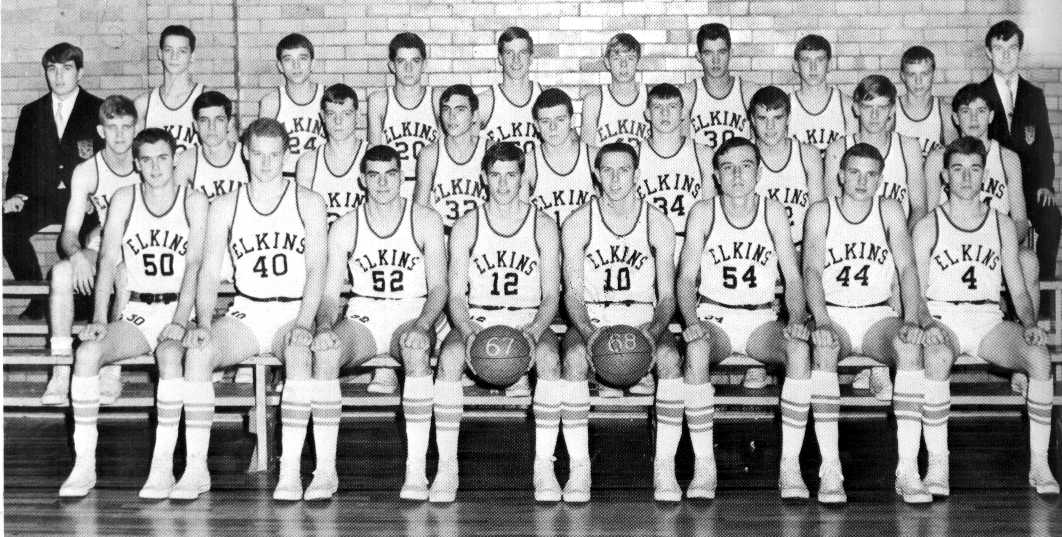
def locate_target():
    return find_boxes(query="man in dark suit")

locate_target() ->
[3,43,103,319]
[978,20,1060,282]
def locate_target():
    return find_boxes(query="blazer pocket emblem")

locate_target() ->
[77,139,94,159]
[1024,126,1036,145]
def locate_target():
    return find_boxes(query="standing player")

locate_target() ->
[527,88,596,226]
[684,23,757,151]
[175,91,247,200]
[480,27,542,157]
[166,119,327,500]
[895,46,955,157]
[580,33,651,153]
[803,143,931,504]
[296,84,367,223]
[677,137,812,500]
[59,128,207,497]
[260,33,325,178]
[430,142,561,503]
[560,142,678,503]
[135,25,203,154]
[913,137,1058,496]
[788,35,855,153]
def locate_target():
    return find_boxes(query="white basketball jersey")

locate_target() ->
[382,86,439,196]
[122,185,190,294]
[939,140,1010,215]
[531,143,596,225]
[755,139,811,243]
[789,87,847,152]
[228,182,307,300]
[637,137,705,236]
[689,77,751,150]
[190,143,248,200]
[699,196,778,307]
[482,81,541,156]
[583,199,656,304]
[926,207,1002,304]
[145,84,203,154]
[431,136,488,231]
[822,196,894,307]
[89,152,139,223]
[308,142,368,223]
[276,84,326,176]
[895,96,945,157]
[347,199,426,300]
[468,205,542,309]
[596,84,650,154]
[845,132,910,215]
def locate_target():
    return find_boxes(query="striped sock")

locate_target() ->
[780,377,811,459]
[403,375,433,467]
[433,380,463,463]
[561,380,590,462]
[182,381,215,463]
[150,378,184,468]
[811,370,840,461]
[280,379,313,469]
[655,378,684,460]
[684,382,715,461]
[922,379,951,456]
[71,375,100,463]
[1027,379,1053,454]
[893,369,925,461]
[311,379,342,472]
[533,379,563,461]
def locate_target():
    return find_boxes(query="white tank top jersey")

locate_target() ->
[941,140,1009,214]
[755,139,811,243]
[789,87,847,152]
[190,143,248,201]
[845,132,910,216]
[276,83,326,176]
[431,136,488,231]
[689,77,751,151]
[596,84,651,154]
[347,199,426,300]
[637,137,705,237]
[145,83,204,154]
[308,141,368,224]
[822,196,894,307]
[382,86,439,196]
[895,96,945,157]
[482,81,542,157]
[698,196,778,307]
[583,199,656,305]
[531,143,596,225]
[228,182,307,300]
[122,185,190,294]
[89,152,139,223]
[926,207,1002,304]
[468,205,542,309]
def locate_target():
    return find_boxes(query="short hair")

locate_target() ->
[192,91,233,119]
[594,142,639,170]
[532,88,573,120]
[696,23,732,51]
[943,136,988,168]
[900,45,935,71]
[647,83,684,107]
[132,128,177,160]
[440,84,479,112]
[276,33,314,61]
[360,144,402,174]
[389,32,427,61]
[497,26,533,55]
[605,33,641,57]
[712,136,760,170]
[985,20,1024,49]
[98,95,137,124]
[241,117,290,148]
[950,83,991,113]
[41,42,84,70]
[159,25,196,52]
[482,141,526,174]
[840,142,885,172]
[793,34,832,60]
[853,74,897,105]
[748,85,790,116]
[321,83,359,110]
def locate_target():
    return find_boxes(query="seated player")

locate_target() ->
[560,142,678,503]
[165,119,327,501]
[307,145,447,501]
[912,136,1058,496]
[430,142,561,503]
[296,83,367,224]
[677,137,812,500]
[803,143,930,504]
[59,128,208,497]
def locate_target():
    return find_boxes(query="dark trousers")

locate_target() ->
[2,210,54,282]
[1028,202,1061,280]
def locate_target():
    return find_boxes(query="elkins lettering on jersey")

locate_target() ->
[801,128,841,147]
[352,248,421,272]
[932,243,1000,272]
[484,121,537,144]
[230,231,307,260]
[703,241,774,267]
[384,121,438,144]
[431,178,486,202]
[532,189,593,213]
[327,191,366,214]
[585,244,649,271]
[981,177,1006,200]
[124,229,189,256]
[201,180,241,199]
[598,120,650,147]
[472,250,538,276]
[162,124,197,147]
[762,187,808,211]
[638,173,702,198]
[825,241,890,267]
[880,182,908,204]
[287,116,325,139]
[691,110,748,136]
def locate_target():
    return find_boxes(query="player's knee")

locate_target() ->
[784,339,811,378]
[684,339,711,382]
[401,345,432,378]
[435,341,465,381]
[312,345,341,379]
[283,343,313,379]
[183,345,214,377]
[534,343,562,380]
[922,343,953,380]
[1023,344,1052,380]
[155,341,185,379]
[812,342,839,370]
[73,342,102,375]
[654,345,682,379]
[891,335,922,368]
[562,347,589,380]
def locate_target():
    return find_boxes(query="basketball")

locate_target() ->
[590,325,653,388]
[468,325,533,388]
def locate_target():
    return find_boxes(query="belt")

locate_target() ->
[698,297,773,311]
[237,293,301,303]
[585,300,654,308]
[939,299,999,306]
[351,294,425,302]
[469,303,537,311]
[129,291,179,305]
[825,301,890,309]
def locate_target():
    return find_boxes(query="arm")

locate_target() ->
[822,139,844,199]
[800,142,825,203]
[526,212,561,341]
[413,141,439,207]
[676,200,711,329]
[801,201,831,325]
[194,193,237,328]
[259,90,280,119]
[92,187,133,324]
[294,149,316,190]
[293,188,328,329]
[1030,87,1055,195]
[940,97,958,144]
[476,88,494,129]
[170,190,208,328]
[998,214,1037,328]
[316,210,356,329]
[1002,147,1029,237]
[60,160,95,257]
[840,93,857,135]
[561,207,595,340]
[133,92,149,132]
[767,199,806,323]
[646,207,677,339]
[923,147,944,213]
[579,86,602,146]
[446,211,478,340]
[902,135,927,227]
[366,90,387,146]
[173,148,197,189]
[910,214,938,327]
[412,205,449,331]
[695,142,717,199]
[882,199,921,324]
[5,105,33,201]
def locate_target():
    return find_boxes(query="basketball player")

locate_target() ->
[296,84,367,223]
[135,25,203,154]
[803,143,931,504]
[527,88,596,227]
[580,33,651,153]
[42,96,139,405]
[479,26,541,156]
[560,142,678,503]
[175,91,247,200]
[306,144,447,501]
[683,23,757,151]
[912,136,1058,496]
[368,32,441,199]
[414,84,488,232]
[895,46,955,157]
[165,118,327,500]
[677,137,812,500]
[788,35,856,153]
[430,142,561,503]
[59,128,208,497]
[260,33,325,178]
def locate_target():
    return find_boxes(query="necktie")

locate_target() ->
[1003,79,1015,127]
[54,100,64,138]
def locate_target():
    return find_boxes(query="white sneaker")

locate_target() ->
[1010,372,1029,397]
[562,459,591,503]
[1029,457,1060,495]
[506,375,531,397]
[817,459,847,504]
[429,460,459,503]
[58,460,96,497]
[924,452,950,497]
[41,366,70,406]
[169,463,211,500]
[852,369,871,390]
[743,368,770,390]
[653,457,681,502]
[303,469,338,501]
[273,463,304,501]
[138,463,175,499]
[211,371,225,383]
[234,366,254,384]
[778,457,809,499]
[869,367,892,401]
[533,457,561,502]
[629,374,656,395]
[367,368,399,394]
[99,365,122,406]
[598,383,624,398]
[686,458,717,499]
[400,462,429,501]
[895,461,932,504]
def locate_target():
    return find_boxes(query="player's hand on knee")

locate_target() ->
[783,322,810,342]
[182,327,211,350]
[811,325,838,348]
[158,322,186,344]
[682,322,708,344]
[401,329,430,352]
[80,322,107,342]
[1023,325,1046,347]
[921,325,946,347]
[287,326,313,348]
[312,330,340,352]
[898,321,923,345]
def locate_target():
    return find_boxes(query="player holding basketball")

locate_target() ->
[683,23,758,151]
[480,27,541,156]
[788,35,855,153]
[561,142,678,503]
[296,84,367,223]
[580,33,650,153]
[431,142,561,503]
[135,25,203,154]
[260,33,325,178]
[895,46,956,157]
[175,91,247,200]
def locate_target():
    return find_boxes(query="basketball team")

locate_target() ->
[21,19,1058,504]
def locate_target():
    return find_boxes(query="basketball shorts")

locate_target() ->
[586,302,655,329]
[118,301,179,350]
[468,306,538,330]
[928,301,1003,356]
[825,304,898,355]
[226,296,302,353]
[696,303,776,355]
[346,296,426,355]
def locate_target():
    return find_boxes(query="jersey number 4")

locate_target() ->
[835,265,870,287]
[961,266,978,290]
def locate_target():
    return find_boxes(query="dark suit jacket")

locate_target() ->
[5,88,103,226]
[979,75,1055,198]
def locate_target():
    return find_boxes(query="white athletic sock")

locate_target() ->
[893,369,925,461]
[50,336,74,356]
[280,379,313,469]
[151,378,184,468]
[561,380,590,462]
[780,376,812,459]
[533,379,563,461]
[654,378,684,461]
[182,380,215,465]
[70,375,100,463]
[811,370,840,461]
[433,380,463,463]
[1027,379,1053,455]
[922,379,951,456]
[402,375,433,467]
[311,379,342,473]
[684,382,715,462]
